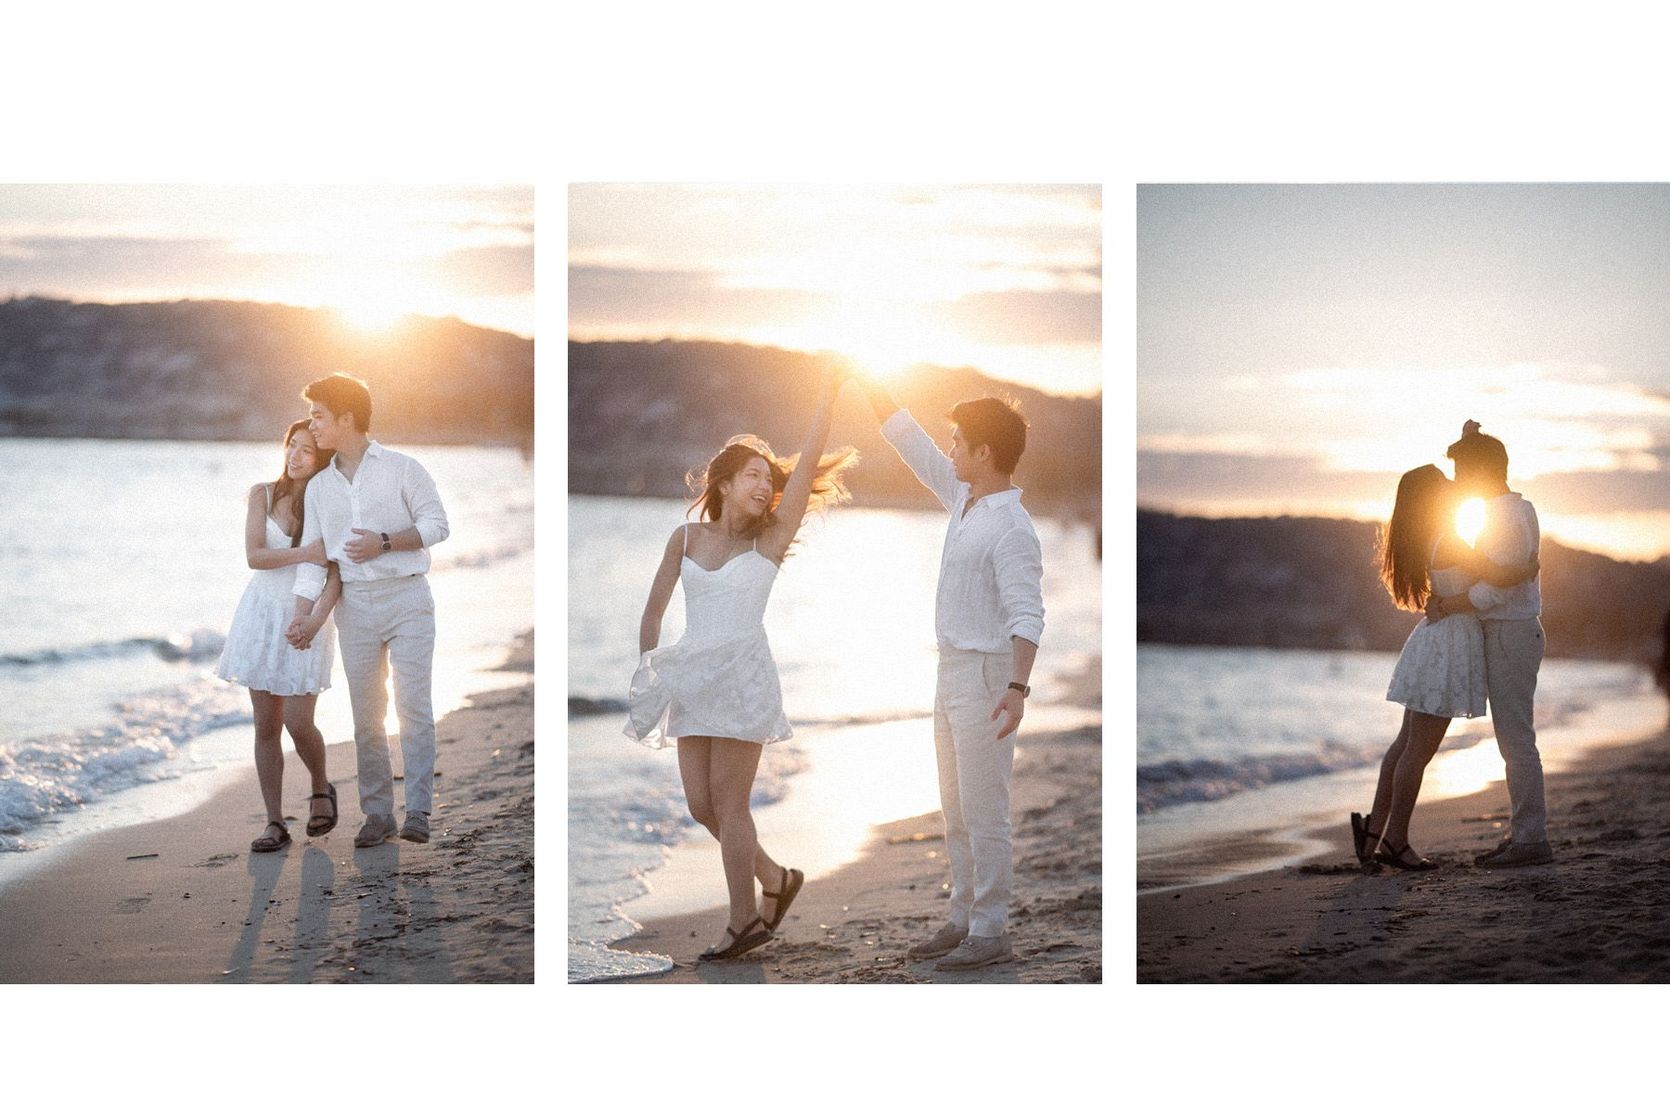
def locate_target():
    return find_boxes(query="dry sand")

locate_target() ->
[0,632,534,984]
[618,722,1102,984]
[1139,726,1670,982]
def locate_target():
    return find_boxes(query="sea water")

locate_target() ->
[0,438,533,872]
[568,494,1102,982]
[1137,643,1664,889]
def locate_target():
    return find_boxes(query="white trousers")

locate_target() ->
[933,647,1016,938]
[1483,618,1546,843]
[335,575,437,818]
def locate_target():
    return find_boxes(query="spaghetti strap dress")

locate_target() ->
[214,484,336,696]
[1385,544,1487,718]
[624,524,793,748]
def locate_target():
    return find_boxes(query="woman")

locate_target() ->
[214,420,342,852]
[1351,463,1536,870]
[626,369,858,960]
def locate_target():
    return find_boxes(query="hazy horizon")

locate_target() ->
[1139,183,1670,561]
[0,184,534,337]
[569,183,1102,397]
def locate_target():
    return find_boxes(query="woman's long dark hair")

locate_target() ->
[1377,463,1455,612]
[272,419,334,547]
[685,434,859,547]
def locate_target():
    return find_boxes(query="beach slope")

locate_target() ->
[0,634,534,984]
[1140,727,1670,982]
[620,724,1102,984]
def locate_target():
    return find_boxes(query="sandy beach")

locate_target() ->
[1139,723,1670,982]
[617,717,1102,984]
[0,632,534,984]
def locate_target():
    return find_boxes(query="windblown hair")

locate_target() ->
[1377,463,1455,612]
[303,372,373,432]
[685,434,860,545]
[272,419,334,547]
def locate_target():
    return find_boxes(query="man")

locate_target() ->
[291,373,450,847]
[1427,420,1550,867]
[864,379,1045,970]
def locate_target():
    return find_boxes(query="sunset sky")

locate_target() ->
[1138,183,1670,560]
[0,184,533,336]
[568,183,1103,396]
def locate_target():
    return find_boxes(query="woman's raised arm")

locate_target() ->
[761,369,847,561]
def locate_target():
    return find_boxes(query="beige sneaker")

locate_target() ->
[935,933,1014,971]
[353,814,398,847]
[907,923,968,960]
[400,812,430,844]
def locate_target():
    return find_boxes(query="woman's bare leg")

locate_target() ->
[1365,709,1413,838]
[250,690,285,826]
[281,693,332,822]
[707,738,783,945]
[1375,711,1452,857]
[677,737,720,839]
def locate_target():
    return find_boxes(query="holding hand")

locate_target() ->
[285,615,320,650]
[344,527,383,563]
[991,688,1025,740]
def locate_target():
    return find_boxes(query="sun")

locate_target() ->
[1456,497,1487,547]
[334,296,413,333]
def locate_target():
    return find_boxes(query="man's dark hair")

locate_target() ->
[949,396,1028,475]
[1446,427,1508,484]
[303,372,373,433]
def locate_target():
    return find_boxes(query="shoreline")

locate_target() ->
[611,721,1102,984]
[0,632,534,984]
[1138,724,1670,982]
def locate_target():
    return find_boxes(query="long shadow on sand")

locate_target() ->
[224,848,289,982]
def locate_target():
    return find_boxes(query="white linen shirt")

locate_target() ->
[880,409,1045,651]
[1465,492,1541,619]
[293,441,450,602]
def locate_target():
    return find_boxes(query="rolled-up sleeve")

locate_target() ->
[994,526,1045,645]
[292,474,327,603]
[404,459,450,548]
[880,409,964,511]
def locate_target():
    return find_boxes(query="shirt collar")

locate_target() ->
[970,487,1023,512]
[328,440,384,478]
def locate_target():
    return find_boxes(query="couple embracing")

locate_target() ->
[626,366,1046,971]
[1357,420,1549,871]
[214,373,449,854]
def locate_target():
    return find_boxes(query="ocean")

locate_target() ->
[0,438,533,875]
[1137,643,1665,889]
[568,493,1103,982]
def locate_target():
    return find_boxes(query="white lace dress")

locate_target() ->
[624,528,793,749]
[214,491,335,696]
[1385,558,1486,718]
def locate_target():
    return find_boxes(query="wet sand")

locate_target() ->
[1139,725,1670,982]
[0,632,535,983]
[617,721,1103,984]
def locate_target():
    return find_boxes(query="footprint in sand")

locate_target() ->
[117,896,151,914]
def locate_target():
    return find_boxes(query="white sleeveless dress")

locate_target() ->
[624,526,793,749]
[1385,552,1486,718]
[213,486,336,696]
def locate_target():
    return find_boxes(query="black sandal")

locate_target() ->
[1373,839,1437,871]
[762,866,804,931]
[251,820,291,853]
[306,783,338,837]
[1350,812,1383,865]
[698,916,773,961]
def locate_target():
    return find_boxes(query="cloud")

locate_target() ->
[567,265,831,331]
[937,288,1101,345]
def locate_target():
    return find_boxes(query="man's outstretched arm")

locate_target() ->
[863,374,961,510]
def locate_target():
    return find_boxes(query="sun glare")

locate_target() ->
[1456,498,1487,547]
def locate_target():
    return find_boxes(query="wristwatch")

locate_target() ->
[380,532,392,552]
[1007,682,1030,698]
